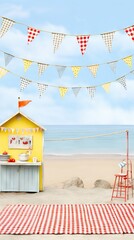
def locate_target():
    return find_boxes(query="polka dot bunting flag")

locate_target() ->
[59,87,68,97]
[37,83,47,97]
[101,31,115,52]
[125,25,134,42]
[20,77,32,91]
[77,35,90,55]
[118,76,127,90]
[88,64,99,78]
[23,59,33,72]
[0,67,8,78]
[87,87,96,98]
[102,83,111,93]
[0,17,15,38]
[122,56,132,68]
[38,63,48,76]
[27,27,40,44]
[71,66,81,78]
[52,33,65,53]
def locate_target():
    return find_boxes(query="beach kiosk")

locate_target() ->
[0,111,45,192]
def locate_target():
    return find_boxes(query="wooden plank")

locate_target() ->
[1,166,19,191]
[19,166,39,192]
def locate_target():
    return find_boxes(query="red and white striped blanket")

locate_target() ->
[0,204,134,234]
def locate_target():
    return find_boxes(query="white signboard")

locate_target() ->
[8,135,32,149]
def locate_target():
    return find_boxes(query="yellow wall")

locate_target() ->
[0,113,44,191]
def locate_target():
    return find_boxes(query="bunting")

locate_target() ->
[87,87,96,98]
[77,35,90,55]
[0,17,14,38]
[101,31,115,52]
[102,83,111,93]
[0,50,133,78]
[118,76,127,90]
[23,59,33,71]
[37,83,47,97]
[71,66,81,78]
[59,87,68,97]
[122,56,133,68]
[0,67,8,78]
[0,127,42,133]
[56,66,66,78]
[88,64,99,77]
[27,27,40,44]
[0,16,134,55]
[125,25,134,42]
[108,61,117,73]
[72,87,81,97]
[4,52,14,66]
[52,33,65,53]
[38,63,48,76]
[0,66,133,97]
[20,77,32,91]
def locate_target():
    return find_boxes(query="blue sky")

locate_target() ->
[0,0,134,125]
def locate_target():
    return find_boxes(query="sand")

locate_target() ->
[0,154,134,240]
[44,154,134,188]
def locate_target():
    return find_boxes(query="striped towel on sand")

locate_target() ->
[0,204,134,234]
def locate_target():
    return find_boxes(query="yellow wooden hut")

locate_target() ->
[0,111,45,191]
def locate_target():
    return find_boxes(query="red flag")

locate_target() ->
[18,100,32,108]
[77,35,90,55]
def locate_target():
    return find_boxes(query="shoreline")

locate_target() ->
[44,153,134,157]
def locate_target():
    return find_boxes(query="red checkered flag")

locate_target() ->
[27,27,40,44]
[77,35,90,55]
[125,25,134,42]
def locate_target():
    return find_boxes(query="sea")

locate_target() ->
[44,125,134,155]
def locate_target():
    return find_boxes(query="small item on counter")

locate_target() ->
[8,158,16,162]
[2,151,8,155]
[19,153,29,161]
[33,157,38,163]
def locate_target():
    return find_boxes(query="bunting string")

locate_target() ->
[0,66,133,97]
[0,127,43,133]
[0,50,133,78]
[0,16,133,37]
[0,16,133,54]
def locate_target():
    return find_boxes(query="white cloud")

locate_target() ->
[0,20,134,126]
[0,83,134,125]
[0,3,30,19]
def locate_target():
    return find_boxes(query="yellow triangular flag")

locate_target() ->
[102,83,111,93]
[122,56,132,68]
[88,64,99,77]
[0,68,8,78]
[23,59,33,71]
[71,66,81,78]
[59,87,68,97]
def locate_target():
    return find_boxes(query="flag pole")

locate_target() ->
[18,97,20,112]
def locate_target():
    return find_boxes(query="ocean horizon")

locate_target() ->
[44,125,134,155]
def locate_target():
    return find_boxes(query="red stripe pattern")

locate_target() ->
[27,27,40,44]
[77,35,90,55]
[125,26,134,41]
[0,204,133,234]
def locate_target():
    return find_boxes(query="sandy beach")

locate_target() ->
[44,154,134,188]
[0,154,134,240]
